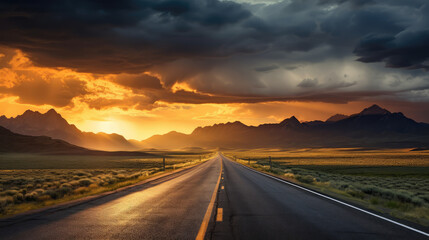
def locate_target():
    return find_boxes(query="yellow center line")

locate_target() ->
[195,157,223,240]
[216,208,223,222]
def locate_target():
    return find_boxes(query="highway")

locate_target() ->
[0,153,428,239]
[0,157,221,240]
[212,154,429,240]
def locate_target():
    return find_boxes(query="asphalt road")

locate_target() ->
[1,153,428,240]
[0,157,221,240]
[211,154,429,240]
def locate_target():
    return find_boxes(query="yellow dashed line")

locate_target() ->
[195,158,223,240]
[216,208,223,222]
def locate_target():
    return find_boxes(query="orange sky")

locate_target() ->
[0,48,427,140]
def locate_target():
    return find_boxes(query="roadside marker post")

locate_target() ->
[163,157,166,171]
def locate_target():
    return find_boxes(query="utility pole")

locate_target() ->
[163,157,166,171]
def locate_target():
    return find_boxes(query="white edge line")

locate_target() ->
[223,155,429,237]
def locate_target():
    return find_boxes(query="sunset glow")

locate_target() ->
[0,1,428,141]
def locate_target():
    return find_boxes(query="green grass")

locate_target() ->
[224,148,429,226]
[0,151,213,217]
[0,152,212,169]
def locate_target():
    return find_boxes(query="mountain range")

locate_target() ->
[0,125,88,154]
[1,105,428,151]
[0,109,138,151]
[140,105,429,149]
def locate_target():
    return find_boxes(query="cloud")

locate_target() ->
[0,0,428,112]
[0,49,88,107]
[254,65,279,72]
[298,78,319,88]
[0,75,88,107]
[354,30,429,70]
[113,73,163,90]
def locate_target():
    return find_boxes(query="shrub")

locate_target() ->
[24,192,38,201]
[395,190,413,203]
[0,196,13,205]
[283,173,295,179]
[420,194,429,203]
[0,197,9,207]
[59,184,72,194]
[296,175,316,184]
[33,189,45,195]
[14,193,24,202]
[73,187,89,194]
[78,178,93,187]
[36,195,51,202]
[411,197,423,206]
[116,174,125,180]
[76,171,87,176]
[69,180,80,187]
[4,190,19,196]
[345,186,365,198]
[45,189,60,199]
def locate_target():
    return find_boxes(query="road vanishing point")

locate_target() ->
[0,153,428,240]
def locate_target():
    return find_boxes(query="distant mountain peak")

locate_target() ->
[0,108,138,151]
[22,109,40,116]
[359,104,391,116]
[46,108,59,115]
[326,114,348,122]
[229,121,246,126]
[280,116,301,127]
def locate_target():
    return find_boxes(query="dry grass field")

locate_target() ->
[0,151,213,217]
[224,148,429,226]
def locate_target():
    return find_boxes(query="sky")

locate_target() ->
[0,0,428,140]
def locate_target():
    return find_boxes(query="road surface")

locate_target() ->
[211,154,429,240]
[0,153,428,239]
[0,157,221,239]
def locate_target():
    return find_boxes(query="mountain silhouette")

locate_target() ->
[357,104,391,116]
[0,109,137,151]
[0,125,153,156]
[326,114,348,122]
[140,105,429,149]
[0,125,87,153]
[2,105,428,150]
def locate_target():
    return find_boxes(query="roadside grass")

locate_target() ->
[224,148,429,226]
[0,151,213,217]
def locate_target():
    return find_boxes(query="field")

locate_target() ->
[223,148,429,226]
[0,151,213,217]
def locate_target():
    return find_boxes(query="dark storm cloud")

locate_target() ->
[0,0,252,73]
[0,0,428,110]
[298,78,319,88]
[114,73,163,90]
[354,30,429,70]
[0,0,425,74]
[1,0,427,73]
[254,65,278,72]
